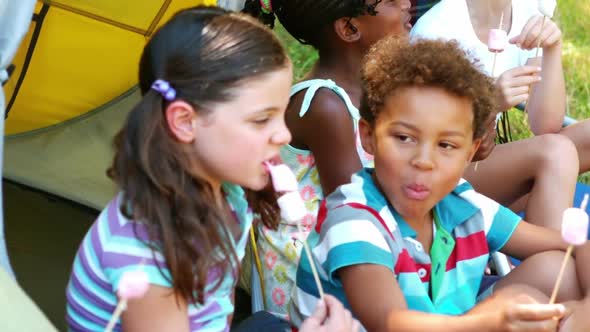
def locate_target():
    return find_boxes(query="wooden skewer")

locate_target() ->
[477,12,505,173]
[548,194,589,304]
[297,222,325,300]
[105,301,128,332]
[523,16,547,115]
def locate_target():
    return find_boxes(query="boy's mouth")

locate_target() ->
[403,184,430,201]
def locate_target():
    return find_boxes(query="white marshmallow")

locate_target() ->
[538,0,557,18]
[562,208,589,246]
[268,164,299,192]
[277,191,307,222]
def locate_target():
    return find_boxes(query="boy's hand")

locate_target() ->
[493,300,565,332]
[495,66,542,110]
[510,15,562,50]
[299,295,361,332]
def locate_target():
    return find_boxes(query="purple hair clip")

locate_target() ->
[151,79,176,101]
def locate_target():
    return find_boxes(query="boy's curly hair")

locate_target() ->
[360,36,497,139]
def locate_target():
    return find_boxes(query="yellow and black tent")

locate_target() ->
[3,0,231,209]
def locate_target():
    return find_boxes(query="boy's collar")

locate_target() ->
[358,168,479,238]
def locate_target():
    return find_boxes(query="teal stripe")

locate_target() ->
[73,253,116,302]
[295,265,349,307]
[435,255,488,300]
[404,294,436,313]
[397,273,428,297]
[454,181,473,194]
[487,206,521,252]
[434,279,482,314]
[66,305,106,332]
[105,265,172,291]
[323,241,393,284]
[68,283,113,322]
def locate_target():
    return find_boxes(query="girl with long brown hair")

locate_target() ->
[65,6,358,332]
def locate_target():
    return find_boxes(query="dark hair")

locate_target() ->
[108,6,289,305]
[243,0,382,49]
[360,36,496,139]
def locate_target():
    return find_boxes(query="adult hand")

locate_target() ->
[299,295,361,332]
[510,15,562,50]
[495,66,542,110]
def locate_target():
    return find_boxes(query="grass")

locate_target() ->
[275,1,590,183]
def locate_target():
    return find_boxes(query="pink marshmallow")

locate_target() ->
[267,163,298,192]
[488,29,508,52]
[118,270,150,300]
[277,191,306,222]
[561,208,589,246]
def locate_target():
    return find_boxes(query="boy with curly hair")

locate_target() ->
[289,36,590,332]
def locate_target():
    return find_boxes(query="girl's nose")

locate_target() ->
[271,121,292,146]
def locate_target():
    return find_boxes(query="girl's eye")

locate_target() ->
[439,142,456,150]
[252,117,270,125]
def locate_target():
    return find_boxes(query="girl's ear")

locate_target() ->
[359,118,375,155]
[334,17,361,43]
[165,101,197,143]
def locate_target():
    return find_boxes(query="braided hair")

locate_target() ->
[243,0,382,48]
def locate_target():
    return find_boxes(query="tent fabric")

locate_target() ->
[4,0,215,136]
[2,0,223,210]
[0,0,37,277]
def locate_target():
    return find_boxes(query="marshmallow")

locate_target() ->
[488,29,508,52]
[267,163,298,192]
[561,208,589,246]
[277,191,306,222]
[538,0,557,18]
[118,270,150,300]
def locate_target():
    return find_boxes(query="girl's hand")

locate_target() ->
[493,301,565,332]
[495,66,542,110]
[299,295,361,332]
[510,15,562,50]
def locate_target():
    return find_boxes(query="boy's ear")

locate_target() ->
[334,17,361,43]
[466,138,482,165]
[165,101,197,143]
[359,118,375,155]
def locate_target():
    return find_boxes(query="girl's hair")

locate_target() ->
[243,0,383,49]
[107,6,289,305]
[360,36,496,139]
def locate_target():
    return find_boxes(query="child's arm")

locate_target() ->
[121,284,190,332]
[338,264,563,332]
[511,15,566,135]
[290,89,363,194]
[500,220,567,260]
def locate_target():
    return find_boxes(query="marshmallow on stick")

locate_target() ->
[266,162,325,299]
[105,269,150,332]
[549,194,589,304]
[488,11,507,77]
[475,12,507,172]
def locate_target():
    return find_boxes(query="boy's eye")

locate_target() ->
[395,134,413,143]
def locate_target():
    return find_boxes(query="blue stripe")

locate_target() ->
[323,241,394,283]
[487,206,521,252]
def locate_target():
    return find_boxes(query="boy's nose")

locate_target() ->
[411,147,435,170]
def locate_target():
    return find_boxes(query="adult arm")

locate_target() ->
[513,15,566,135]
